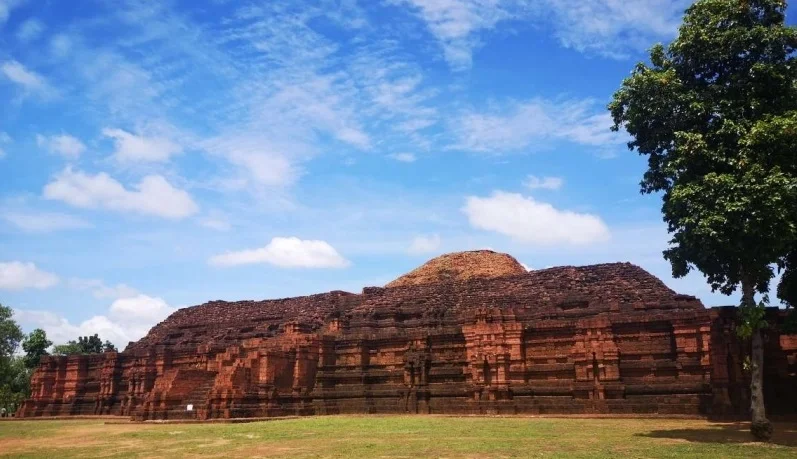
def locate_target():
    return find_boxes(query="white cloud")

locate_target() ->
[544,0,690,59]
[43,168,199,219]
[0,261,59,290]
[102,128,182,163]
[36,134,86,159]
[524,175,563,190]
[14,294,176,349]
[2,211,91,232]
[462,191,610,245]
[389,152,417,163]
[68,278,139,300]
[109,294,174,325]
[391,0,523,70]
[520,262,532,271]
[1,60,52,95]
[209,237,350,268]
[450,98,625,154]
[408,234,441,255]
[16,18,44,42]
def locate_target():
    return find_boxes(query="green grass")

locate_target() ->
[1,416,796,458]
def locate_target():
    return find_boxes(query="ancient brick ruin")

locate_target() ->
[18,251,797,420]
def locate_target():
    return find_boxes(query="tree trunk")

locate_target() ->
[742,278,772,441]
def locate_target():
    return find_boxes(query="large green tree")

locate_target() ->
[610,0,797,441]
[22,329,52,370]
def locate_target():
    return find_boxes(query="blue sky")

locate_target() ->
[1,0,793,348]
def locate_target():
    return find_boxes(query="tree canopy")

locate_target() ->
[0,304,24,359]
[0,305,27,414]
[22,329,52,370]
[609,0,797,441]
[610,0,797,298]
[0,306,118,414]
[53,334,117,356]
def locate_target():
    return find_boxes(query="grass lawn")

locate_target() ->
[1,416,796,458]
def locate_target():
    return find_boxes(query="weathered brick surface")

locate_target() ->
[385,250,527,287]
[18,258,797,419]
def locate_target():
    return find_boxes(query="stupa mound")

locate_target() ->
[18,252,797,421]
[386,250,527,287]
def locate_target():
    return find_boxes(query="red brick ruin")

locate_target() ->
[18,251,797,420]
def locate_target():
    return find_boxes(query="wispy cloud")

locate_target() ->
[450,98,625,155]
[199,215,232,232]
[524,175,563,190]
[68,278,139,300]
[391,0,688,65]
[0,0,25,26]
[0,131,10,158]
[1,60,54,96]
[43,0,442,193]
[408,234,441,255]
[16,18,44,42]
[2,211,92,233]
[389,152,417,163]
[544,0,690,59]
[49,34,72,59]
[390,0,527,70]
[201,134,303,189]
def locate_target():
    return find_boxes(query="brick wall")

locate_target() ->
[18,262,797,419]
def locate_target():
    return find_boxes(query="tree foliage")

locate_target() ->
[103,340,117,353]
[52,341,83,356]
[0,304,24,359]
[22,329,52,370]
[53,334,115,355]
[610,0,797,297]
[0,305,27,414]
[609,0,797,441]
[777,250,797,306]
[79,334,103,354]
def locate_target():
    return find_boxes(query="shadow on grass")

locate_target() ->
[638,422,797,447]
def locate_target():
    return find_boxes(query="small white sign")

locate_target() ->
[186,404,194,411]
